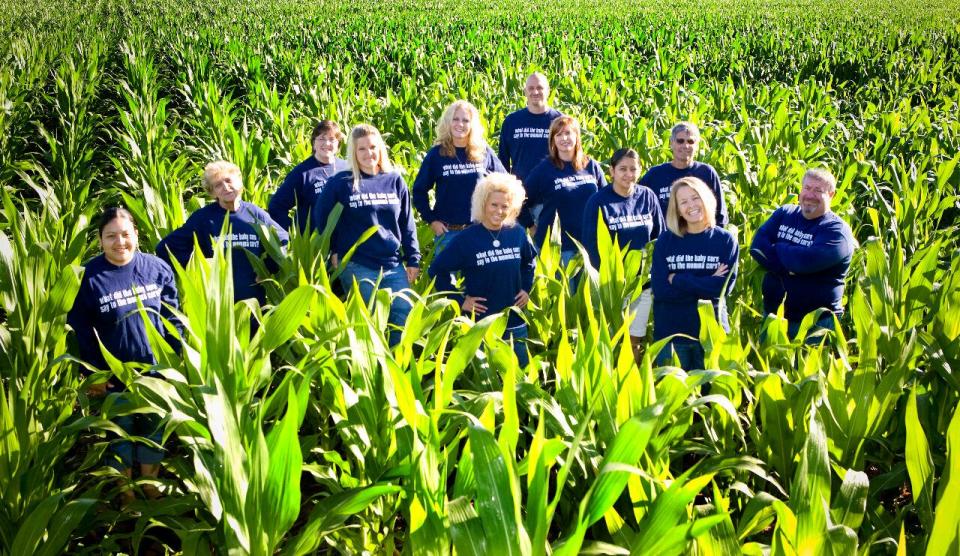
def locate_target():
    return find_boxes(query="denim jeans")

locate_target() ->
[654,339,706,371]
[339,261,413,345]
[506,324,530,368]
[108,394,164,471]
[788,313,837,345]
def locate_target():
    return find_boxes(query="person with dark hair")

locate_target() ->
[157,160,289,305]
[413,99,505,254]
[520,115,606,267]
[497,72,563,183]
[314,124,421,345]
[640,122,728,228]
[68,207,181,501]
[429,172,536,366]
[268,120,348,232]
[750,168,855,340]
[651,177,738,370]
[581,148,664,268]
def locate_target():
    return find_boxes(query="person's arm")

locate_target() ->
[518,169,542,229]
[488,147,507,174]
[428,240,465,305]
[411,150,437,224]
[520,230,537,294]
[267,170,298,231]
[651,236,689,302]
[593,160,608,188]
[158,264,184,353]
[672,234,739,299]
[497,120,512,173]
[312,178,339,237]
[749,208,787,275]
[156,215,204,269]
[650,193,665,241]
[397,176,421,269]
[67,276,100,366]
[775,219,853,274]
[709,168,729,228]
[581,197,602,268]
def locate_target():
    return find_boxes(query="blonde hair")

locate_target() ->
[470,172,525,225]
[346,124,393,191]
[548,116,588,172]
[202,160,242,196]
[666,176,717,236]
[436,100,487,162]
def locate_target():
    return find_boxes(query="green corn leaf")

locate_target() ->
[261,385,303,551]
[905,389,934,533]
[927,402,960,555]
[449,495,488,556]
[467,424,525,556]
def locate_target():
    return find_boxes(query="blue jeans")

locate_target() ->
[339,261,413,345]
[654,340,705,371]
[788,313,836,345]
[108,395,164,471]
[506,324,529,368]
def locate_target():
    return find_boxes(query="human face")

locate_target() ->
[213,172,242,209]
[482,191,511,230]
[799,176,834,219]
[313,131,340,163]
[524,75,549,113]
[354,135,381,174]
[451,107,472,146]
[670,130,700,168]
[612,157,640,193]
[100,217,138,267]
[676,186,706,230]
[554,125,577,161]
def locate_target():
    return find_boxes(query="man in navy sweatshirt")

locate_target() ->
[640,121,728,228]
[750,168,856,340]
[497,72,563,183]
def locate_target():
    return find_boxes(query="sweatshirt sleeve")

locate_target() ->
[397,176,422,267]
[488,147,507,174]
[428,239,465,304]
[412,150,437,223]
[156,215,206,269]
[775,218,853,274]
[749,208,787,275]
[312,178,339,237]
[498,121,512,173]
[651,236,688,302]
[67,275,101,370]
[267,172,297,231]
[581,196,602,268]
[518,167,543,228]
[671,234,739,298]
[650,194,665,241]
[708,167,728,228]
[158,264,184,353]
[520,231,537,293]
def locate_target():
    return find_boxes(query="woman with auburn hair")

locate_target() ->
[429,172,537,366]
[520,115,606,267]
[651,176,738,370]
[413,99,505,253]
[157,160,288,305]
[314,124,421,346]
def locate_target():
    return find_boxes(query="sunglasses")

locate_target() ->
[674,138,698,145]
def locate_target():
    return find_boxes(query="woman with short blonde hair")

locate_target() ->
[413,99,505,253]
[665,176,718,235]
[429,172,537,366]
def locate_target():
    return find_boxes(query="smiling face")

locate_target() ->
[553,125,578,161]
[524,74,549,113]
[100,216,138,267]
[212,172,242,208]
[676,185,706,228]
[799,175,835,219]
[354,135,381,174]
[482,191,511,230]
[313,131,341,164]
[451,107,472,145]
[612,156,640,192]
[670,129,700,168]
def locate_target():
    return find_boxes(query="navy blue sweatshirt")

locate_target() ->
[639,161,728,228]
[749,205,855,322]
[582,184,664,268]
[313,170,421,269]
[429,223,536,327]
[268,156,348,232]
[651,227,739,342]
[522,158,606,250]
[68,252,180,373]
[156,201,289,303]
[412,146,505,226]
[497,108,563,181]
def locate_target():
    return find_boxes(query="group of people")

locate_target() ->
[67,71,856,485]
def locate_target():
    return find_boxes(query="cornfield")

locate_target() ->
[1,0,959,553]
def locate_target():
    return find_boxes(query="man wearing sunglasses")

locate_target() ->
[749,168,856,341]
[640,121,728,227]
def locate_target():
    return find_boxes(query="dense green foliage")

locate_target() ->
[1,0,959,553]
